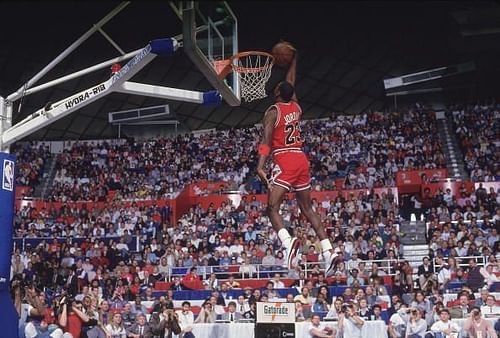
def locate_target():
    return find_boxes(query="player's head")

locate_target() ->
[274,81,294,102]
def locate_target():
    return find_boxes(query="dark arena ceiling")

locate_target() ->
[1,1,500,140]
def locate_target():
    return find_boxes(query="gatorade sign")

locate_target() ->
[256,302,295,323]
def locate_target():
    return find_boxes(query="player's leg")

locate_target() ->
[295,188,338,277]
[267,183,300,269]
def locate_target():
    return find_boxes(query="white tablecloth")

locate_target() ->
[296,320,388,338]
[191,323,255,338]
[190,320,388,338]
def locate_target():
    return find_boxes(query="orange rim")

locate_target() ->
[230,51,274,73]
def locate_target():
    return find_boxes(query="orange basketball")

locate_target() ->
[272,42,295,66]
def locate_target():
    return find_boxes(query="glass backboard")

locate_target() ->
[177,1,240,106]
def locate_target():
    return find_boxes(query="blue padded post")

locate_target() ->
[150,38,178,56]
[202,90,222,106]
[0,152,18,338]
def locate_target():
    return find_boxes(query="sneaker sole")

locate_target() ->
[286,238,301,269]
[325,253,338,277]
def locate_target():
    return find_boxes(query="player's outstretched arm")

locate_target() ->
[284,42,298,102]
[256,107,278,187]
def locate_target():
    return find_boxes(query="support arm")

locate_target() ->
[2,38,178,147]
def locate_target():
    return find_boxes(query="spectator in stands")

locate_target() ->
[294,287,312,305]
[338,303,364,338]
[105,312,127,338]
[475,289,490,307]
[308,314,336,338]
[450,294,472,319]
[417,256,434,290]
[58,300,89,338]
[463,307,498,338]
[242,302,256,321]
[221,301,242,322]
[405,308,427,338]
[480,295,500,317]
[388,302,408,338]
[325,298,343,320]
[347,268,364,286]
[313,294,330,313]
[466,259,485,292]
[239,257,256,278]
[480,264,499,289]
[295,300,312,322]
[425,308,460,338]
[236,296,250,315]
[194,301,216,324]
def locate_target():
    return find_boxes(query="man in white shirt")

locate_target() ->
[175,301,195,338]
[235,295,250,315]
[271,273,285,289]
[308,314,336,338]
[480,295,500,317]
[388,303,408,338]
[427,309,460,338]
[338,304,364,338]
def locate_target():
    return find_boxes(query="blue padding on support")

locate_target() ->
[202,90,222,106]
[150,38,176,56]
[0,152,18,338]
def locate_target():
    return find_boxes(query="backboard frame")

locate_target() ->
[182,1,241,106]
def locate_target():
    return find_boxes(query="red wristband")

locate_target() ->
[258,144,270,156]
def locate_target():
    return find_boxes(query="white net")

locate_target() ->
[232,52,274,102]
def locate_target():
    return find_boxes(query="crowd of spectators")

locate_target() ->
[14,105,446,202]
[7,102,500,338]
[450,101,500,182]
[12,142,51,191]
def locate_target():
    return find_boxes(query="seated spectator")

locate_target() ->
[450,294,472,319]
[463,307,498,338]
[221,301,242,322]
[480,295,500,317]
[126,313,153,338]
[194,301,216,324]
[388,302,409,338]
[347,268,365,286]
[294,287,312,305]
[405,308,427,338]
[325,298,343,319]
[105,312,127,338]
[242,302,256,321]
[425,308,460,338]
[295,300,312,322]
[368,304,383,321]
[312,294,330,313]
[174,301,195,338]
[308,314,336,338]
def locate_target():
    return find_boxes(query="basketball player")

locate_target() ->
[256,43,338,276]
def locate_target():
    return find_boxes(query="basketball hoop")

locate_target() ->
[213,51,274,103]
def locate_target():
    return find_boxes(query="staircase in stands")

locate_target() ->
[400,219,429,288]
[436,111,469,180]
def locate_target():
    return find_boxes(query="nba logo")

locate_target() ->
[2,159,14,191]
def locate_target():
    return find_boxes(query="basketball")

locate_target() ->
[272,41,296,66]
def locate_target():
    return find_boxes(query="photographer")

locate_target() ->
[150,302,181,338]
[338,303,364,338]
[58,299,90,338]
[388,302,409,338]
[463,307,498,338]
[405,308,427,338]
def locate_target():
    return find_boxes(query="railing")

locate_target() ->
[432,255,488,273]
[167,258,403,282]
[12,235,141,252]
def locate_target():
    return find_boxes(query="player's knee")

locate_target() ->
[266,203,279,215]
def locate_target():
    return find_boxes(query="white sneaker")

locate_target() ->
[324,249,340,277]
[284,237,301,269]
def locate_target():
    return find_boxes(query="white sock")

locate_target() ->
[320,238,333,253]
[278,228,292,248]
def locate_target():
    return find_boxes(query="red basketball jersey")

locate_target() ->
[270,101,303,154]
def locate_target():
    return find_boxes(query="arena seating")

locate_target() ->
[9,106,499,338]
